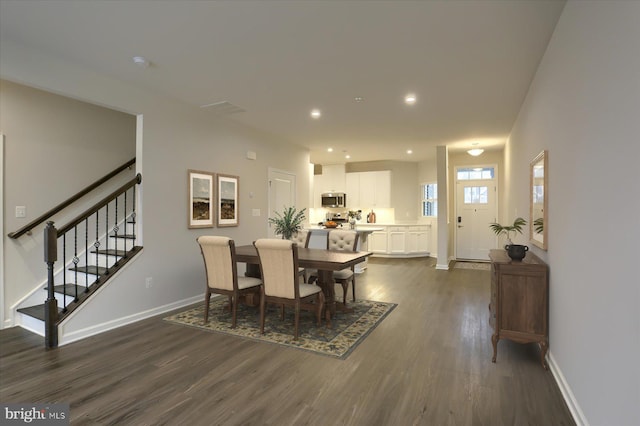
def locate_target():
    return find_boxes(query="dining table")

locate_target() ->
[234,244,373,318]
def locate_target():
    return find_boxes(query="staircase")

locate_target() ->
[9,160,142,347]
[16,220,142,335]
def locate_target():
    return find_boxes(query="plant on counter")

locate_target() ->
[489,217,527,244]
[348,210,362,220]
[268,206,306,240]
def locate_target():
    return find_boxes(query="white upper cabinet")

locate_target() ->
[346,170,391,209]
[313,164,346,208]
[320,164,346,193]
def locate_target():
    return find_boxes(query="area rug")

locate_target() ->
[164,298,396,359]
[453,261,491,271]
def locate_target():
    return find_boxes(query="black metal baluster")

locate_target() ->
[62,233,67,312]
[114,194,119,266]
[123,189,128,259]
[93,210,99,288]
[132,185,137,251]
[105,204,109,275]
[85,218,89,293]
[72,226,79,304]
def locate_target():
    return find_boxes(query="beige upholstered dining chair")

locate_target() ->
[289,230,311,282]
[254,238,325,340]
[309,229,360,305]
[197,236,262,328]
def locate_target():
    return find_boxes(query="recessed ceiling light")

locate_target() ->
[404,93,417,105]
[406,149,413,154]
[345,154,351,159]
[327,147,333,153]
[132,56,149,68]
[310,109,321,119]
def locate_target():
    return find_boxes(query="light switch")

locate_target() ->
[252,209,261,217]
[15,206,26,218]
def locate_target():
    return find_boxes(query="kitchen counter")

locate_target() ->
[306,225,385,233]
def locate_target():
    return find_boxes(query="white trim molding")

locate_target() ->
[548,351,589,426]
[58,294,201,346]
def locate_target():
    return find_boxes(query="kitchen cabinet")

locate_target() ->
[313,164,346,208]
[368,230,388,253]
[345,170,391,209]
[320,164,345,192]
[406,226,430,253]
[388,226,406,254]
[357,224,430,257]
[489,249,549,369]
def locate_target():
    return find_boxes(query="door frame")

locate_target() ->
[267,168,297,238]
[454,163,499,260]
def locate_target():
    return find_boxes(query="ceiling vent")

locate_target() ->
[200,101,245,116]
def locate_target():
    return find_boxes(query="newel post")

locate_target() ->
[44,221,59,348]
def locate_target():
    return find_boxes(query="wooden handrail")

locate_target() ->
[57,174,142,236]
[8,158,136,239]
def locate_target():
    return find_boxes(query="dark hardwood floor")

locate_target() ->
[1,257,574,425]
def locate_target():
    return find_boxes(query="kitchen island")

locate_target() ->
[306,226,383,272]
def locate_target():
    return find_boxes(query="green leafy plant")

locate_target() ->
[489,217,527,243]
[533,217,544,234]
[268,206,306,240]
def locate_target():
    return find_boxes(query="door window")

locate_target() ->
[463,186,489,204]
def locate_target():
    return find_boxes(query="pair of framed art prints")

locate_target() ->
[188,169,238,229]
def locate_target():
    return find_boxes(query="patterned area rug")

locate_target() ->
[453,261,491,270]
[164,298,396,359]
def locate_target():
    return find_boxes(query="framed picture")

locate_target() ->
[188,170,215,229]
[217,174,239,227]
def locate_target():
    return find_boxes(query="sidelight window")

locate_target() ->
[422,183,438,217]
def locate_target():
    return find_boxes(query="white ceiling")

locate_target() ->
[0,0,565,164]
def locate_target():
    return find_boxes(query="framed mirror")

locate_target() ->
[530,150,548,250]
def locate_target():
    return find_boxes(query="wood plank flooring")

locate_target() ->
[0,257,575,425]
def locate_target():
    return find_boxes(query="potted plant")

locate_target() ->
[489,217,528,260]
[268,206,306,240]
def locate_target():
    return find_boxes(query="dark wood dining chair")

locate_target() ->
[254,238,325,340]
[327,229,359,305]
[197,236,262,328]
[307,229,359,305]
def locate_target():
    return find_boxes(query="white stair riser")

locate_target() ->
[109,237,136,251]
[16,312,45,336]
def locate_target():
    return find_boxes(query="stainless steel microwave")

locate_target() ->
[321,192,346,208]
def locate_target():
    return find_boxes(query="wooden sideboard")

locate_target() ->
[489,249,549,369]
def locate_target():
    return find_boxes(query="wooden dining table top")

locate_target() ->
[234,244,372,271]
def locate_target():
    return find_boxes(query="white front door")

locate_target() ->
[455,170,497,260]
[268,168,296,238]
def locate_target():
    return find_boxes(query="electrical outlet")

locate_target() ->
[145,277,153,288]
[15,206,26,218]
[252,209,261,217]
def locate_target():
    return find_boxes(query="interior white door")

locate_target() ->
[268,169,296,238]
[456,179,496,260]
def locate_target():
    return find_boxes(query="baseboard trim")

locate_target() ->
[548,351,589,426]
[58,295,201,346]
[435,263,450,270]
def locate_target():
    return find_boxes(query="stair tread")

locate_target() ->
[110,234,135,239]
[91,249,127,256]
[69,265,108,276]
[52,284,86,297]
[17,304,62,321]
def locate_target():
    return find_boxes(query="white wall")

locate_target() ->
[0,80,136,327]
[506,2,640,425]
[0,41,310,337]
